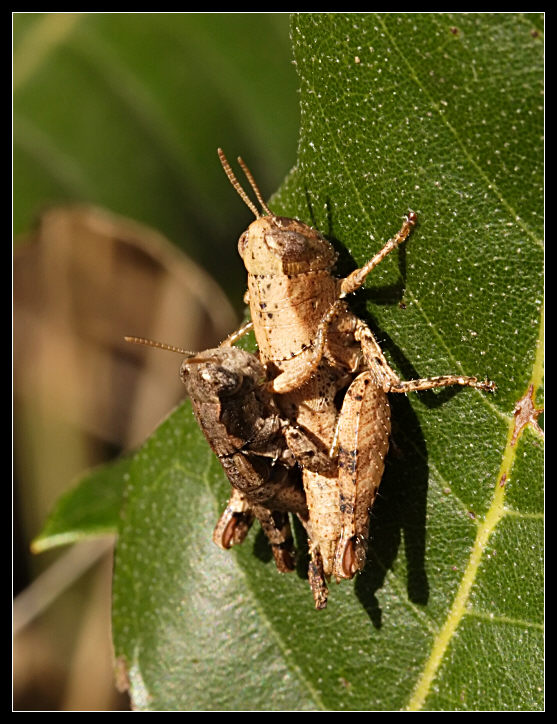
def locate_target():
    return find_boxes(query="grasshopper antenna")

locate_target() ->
[237,156,272,216]
[124,336,193,356]
[217,148,263,219]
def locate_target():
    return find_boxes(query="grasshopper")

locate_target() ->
[218,150,496,608]
[125,339,309,575]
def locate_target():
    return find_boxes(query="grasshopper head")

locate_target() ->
[218,149,337,275]
[180,347,264,404]
[124,336,264,404]
[238,215,337,275]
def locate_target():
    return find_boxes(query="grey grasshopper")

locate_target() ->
[218,149,496,608]
[125,340,309,575]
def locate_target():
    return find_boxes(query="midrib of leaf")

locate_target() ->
[405,309,544,711]
[294,15,543,709]
[377,14,542,250]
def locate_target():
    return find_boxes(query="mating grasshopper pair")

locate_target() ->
[127,150,495,609]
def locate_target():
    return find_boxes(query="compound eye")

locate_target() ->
[237,230,249,258]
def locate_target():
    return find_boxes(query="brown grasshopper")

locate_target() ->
[125,339,309,575]
[218,150,496,608]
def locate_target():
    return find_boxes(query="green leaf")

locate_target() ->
[113,402,323,711]
[111,13,543,711]
[31,457,130,553]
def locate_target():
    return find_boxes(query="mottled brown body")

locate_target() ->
[181,348,301,508]
[125,338,309,573]
[179,346,308,572]
[219,150,496,608]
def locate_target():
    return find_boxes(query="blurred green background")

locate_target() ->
[13,12,299,710]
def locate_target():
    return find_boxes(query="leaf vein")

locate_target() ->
[465,608,543,631]
[405,313,543,709]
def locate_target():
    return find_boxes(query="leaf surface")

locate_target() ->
[49,13,542,711]
[31,457,129,553]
